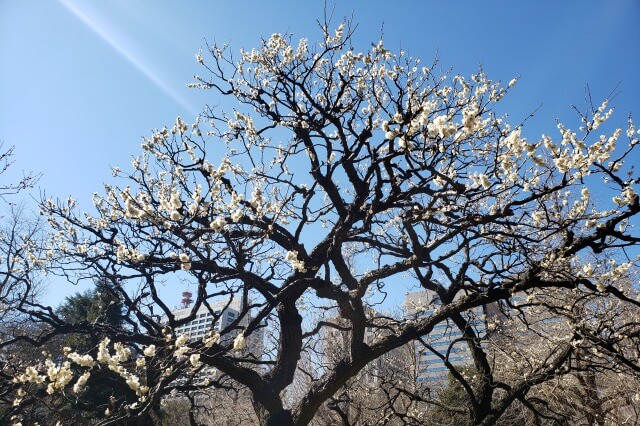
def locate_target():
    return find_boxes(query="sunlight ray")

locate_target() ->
[57,0,199,116]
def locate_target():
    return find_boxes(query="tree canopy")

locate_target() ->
[2,19,640,426]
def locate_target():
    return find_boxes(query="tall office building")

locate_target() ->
[167,292,264,357]
[405,289,486,386]
[321,310,413,387]
[171,293,243,341]
[162,293,264,407]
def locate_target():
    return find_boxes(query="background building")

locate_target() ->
[405,290,487,386]
[171,291,243,341]
[321,309,413,387]
[168,291,264,356]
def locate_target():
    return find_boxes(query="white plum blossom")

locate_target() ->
[203,331,220,348]
[45,360,73,395]
[195,49,204,65]
[67,352,95,368]
[427,115,456,139]
[585,218,597,228]
[532,211,545,226]
[189,353,202,368]
[178,253,191,270]
[233,333,247,351]
[478,174,490,189]
[16,366,45,385]
[285,250,307,272]
[73,371,90,393]
[143,344,156,357]
[126,374,142,393]
[613,186,637,207]
[398,136,414,151]
[230,208,243,223]
[210,216,226,231]
[97,338,112,363]
[176,334,189,347]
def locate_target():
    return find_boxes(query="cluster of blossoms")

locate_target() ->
[233,333,247,351]
[8,327,226,422]
[613,185,638,207]
[469,172,491,189]
[40,112,305,276]
[596,260,634,293]
[95,339,149,397]
[12,359,73,409]
[285,250,307,273]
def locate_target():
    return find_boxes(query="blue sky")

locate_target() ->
[1,0,639,307]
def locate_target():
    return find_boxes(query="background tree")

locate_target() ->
[0,144,40,422]
[56,280,134,424]
[57,279,126,352]
[0,143,41,329]
[2,17,640,426]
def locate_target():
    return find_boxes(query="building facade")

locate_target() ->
[405,289,487,386]
[167,294,264,357]
[171,296,243,341]
[321,310,413,387]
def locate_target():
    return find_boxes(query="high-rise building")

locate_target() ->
[171,296,243,342]
[166,293,264,358]
[321,309,413,387]
[405,289,486,386]
[160,294,265,412]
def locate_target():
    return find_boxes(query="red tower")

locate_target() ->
[180,290,193,309]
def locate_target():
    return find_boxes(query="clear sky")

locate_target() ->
[1,0,639,307]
